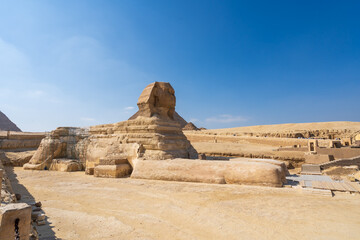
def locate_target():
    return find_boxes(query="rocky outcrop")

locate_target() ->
[0,111,21,132]
[49,159,83,172]
[0,151,35,167]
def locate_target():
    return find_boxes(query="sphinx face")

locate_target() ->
[152,82,175,119]
[153,83,175,109]
[136,82,176,120]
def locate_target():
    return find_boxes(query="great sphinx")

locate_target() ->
[85,82,198,175]
[24,82,287,187]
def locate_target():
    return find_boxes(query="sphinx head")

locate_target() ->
[136,82,176,120]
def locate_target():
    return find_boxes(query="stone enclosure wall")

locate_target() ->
[0,131,44,151]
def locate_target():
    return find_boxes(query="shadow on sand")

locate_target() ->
[5,166,61,240]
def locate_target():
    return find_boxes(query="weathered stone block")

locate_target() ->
[94,164,132,178]
[230,158,289,183]
[99,158,128,165]
[301,164,321,175]
[85,167,94,175]
[49,159,83,172]
[131,159,283,187]
[225,163,283,187]
[0,203,32,240]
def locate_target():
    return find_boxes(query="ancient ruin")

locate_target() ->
[22,82,286,187]
[308,139,318,153]
[23,127,88,171]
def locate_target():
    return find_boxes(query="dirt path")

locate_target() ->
[7,167,360,240]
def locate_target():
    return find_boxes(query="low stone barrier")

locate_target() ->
[131,159,284,187]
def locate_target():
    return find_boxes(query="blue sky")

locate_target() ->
[0,0,359,132]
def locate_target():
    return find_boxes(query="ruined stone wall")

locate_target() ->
[193,127,359,140]
[0,132,45,167]
[316,147,360,159]
[184,133,308,147]
[320,156,360,170]
[0,162,16,204]
[0,131,44,151]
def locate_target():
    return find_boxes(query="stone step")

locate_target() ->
[301,164,322,175]
[94,164,132,178]
[99,158,128,165]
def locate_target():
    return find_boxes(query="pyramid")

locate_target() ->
[0,111,21,131]
[183,122,199,131]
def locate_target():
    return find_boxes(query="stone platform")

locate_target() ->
[94,157,132,178]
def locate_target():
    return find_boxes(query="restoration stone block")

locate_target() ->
[99,158,128,165]
[301,164,322,175]
[94,164,132,178]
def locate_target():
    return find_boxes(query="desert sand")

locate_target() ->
[7,167,360,240]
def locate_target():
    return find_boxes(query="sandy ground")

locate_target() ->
[7,167,360,240]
